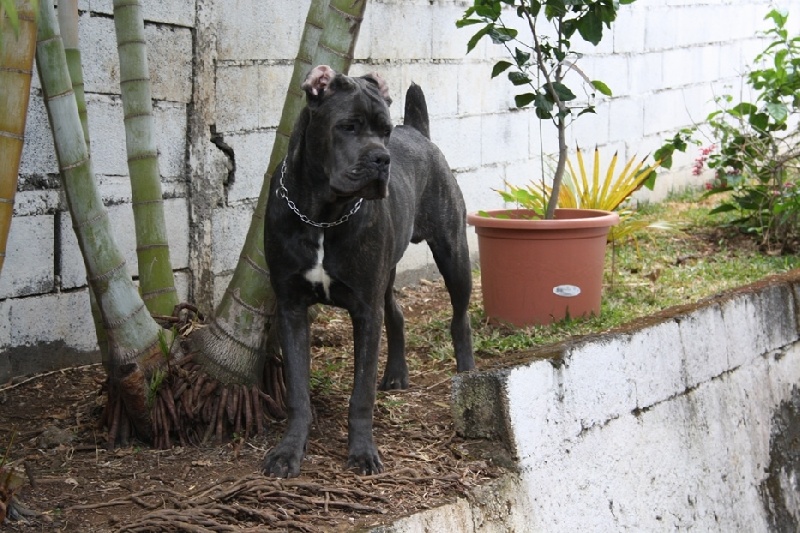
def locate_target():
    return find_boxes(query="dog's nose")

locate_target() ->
[371,151,390,170]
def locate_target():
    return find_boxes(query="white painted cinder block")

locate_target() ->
[216,0,307,61]
[211,203,255,275]
[11,190,60,218]
[225,131,273,204]
[456,166,507,216]
[154,102,189,178]
[623,319,685,409]
[19,91,58,177]
[480,112,531,167]
[608,96,645,143]
[432,3,474,61]
[563,337,638,430]
[79,15,192,103]
[85,94,128,177]
[215,64,294,133]
[8,290,97,352]
[164,198,190,270]
[676,304,731,389]
[433,115,482,172]
[0,215,54,299]
[612,3,646,54]
[357,1,433,61]
[87,0,195,27]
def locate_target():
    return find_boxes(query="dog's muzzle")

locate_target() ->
[336,149,391,199]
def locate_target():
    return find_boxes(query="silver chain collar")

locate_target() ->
[277,160,363,228]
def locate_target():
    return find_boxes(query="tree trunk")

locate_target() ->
[0,0,36,278]
[112,0,178,316]
[36,0,164,445]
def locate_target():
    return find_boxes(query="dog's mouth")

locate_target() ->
[332,177,389,200]
[332,159,390,200]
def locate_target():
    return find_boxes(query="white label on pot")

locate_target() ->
[553,285,581,298]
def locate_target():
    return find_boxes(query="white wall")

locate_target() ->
[2,0,796,377]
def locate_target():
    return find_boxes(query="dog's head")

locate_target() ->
[299,65,394,200]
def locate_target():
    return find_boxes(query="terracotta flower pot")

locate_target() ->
[467,208,619,327]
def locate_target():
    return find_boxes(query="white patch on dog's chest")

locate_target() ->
[304,234,332,299]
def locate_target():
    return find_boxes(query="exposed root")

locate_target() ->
[147,353,286,449]
[106,474,389,532]
[100,303,287,450]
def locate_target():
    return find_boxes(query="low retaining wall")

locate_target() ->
[374,271,800,532]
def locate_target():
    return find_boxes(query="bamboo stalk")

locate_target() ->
[56,0,109,364]
[36,0,164,438]
[0,0,36,278]
[112,0,178,316]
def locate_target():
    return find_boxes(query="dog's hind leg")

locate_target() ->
[379,268,409,390]
[429,238,475,373]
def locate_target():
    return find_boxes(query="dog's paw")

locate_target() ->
[346,445,384,475]
[378,372,409,391]
[262,447,304,478]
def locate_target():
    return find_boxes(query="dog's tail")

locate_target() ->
[403,83,430,140]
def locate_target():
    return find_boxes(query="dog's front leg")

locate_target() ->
[262,306,312,478]
[347,307,384,475]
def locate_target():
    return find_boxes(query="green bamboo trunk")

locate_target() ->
[36,0,162,438]
[57,0,109,363]
[191,0,367,384]
[0,0,36,277]
[112,0,178,316]
[57,0,87,146]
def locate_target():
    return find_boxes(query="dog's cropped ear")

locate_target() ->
[302,65,337,107]
[362,72,393,106]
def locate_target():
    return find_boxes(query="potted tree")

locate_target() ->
[457,0,634,326]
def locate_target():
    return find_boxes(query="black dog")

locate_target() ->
[262,65,474,478]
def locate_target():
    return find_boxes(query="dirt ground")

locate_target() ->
[0,280,507,532]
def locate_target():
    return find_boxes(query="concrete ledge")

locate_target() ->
[371,271,800,532]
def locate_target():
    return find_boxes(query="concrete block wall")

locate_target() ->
[3,0,796,377]
[376,273,800,532]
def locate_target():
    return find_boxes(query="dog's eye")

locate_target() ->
[383,127,393,138]
[338,123,357,133]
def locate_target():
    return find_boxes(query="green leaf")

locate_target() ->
[492,60,513,78]
[550,81,576,102]
[466,25,491,53]
[709,203,738,215]
[534,93,553,114]
[515,92,536,107]
[455,18,483,28]
[730,102,758,118]
[576,10,603,45]
[508,71,532,86]
[489,26,518,44]
[475,4,501,19]
[764,9,787,29]
[514,47,531,66]
[765,102,788,123]
[749,112,769,131]
[643,169,657,190]
[591,80,612,96]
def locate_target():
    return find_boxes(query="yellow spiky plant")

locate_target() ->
[502,147,667,242]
